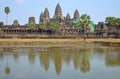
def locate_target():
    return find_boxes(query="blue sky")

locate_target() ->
[0,0,120,25]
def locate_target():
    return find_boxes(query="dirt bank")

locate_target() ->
[0,38,119,44]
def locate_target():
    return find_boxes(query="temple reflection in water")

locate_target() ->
[0,47,120,75]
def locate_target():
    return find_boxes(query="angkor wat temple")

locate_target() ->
[0,3,120,38]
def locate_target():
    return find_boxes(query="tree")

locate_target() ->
[39,22,46,36]
[81,14,91,28]
[102,25,108,33]
[49,21,60,35]
[71,20,82,36]
[80,14,91,41]
[75,20,82,36]
[71,20,82,37]
[116,18,120,28]
[28,23,36,34]
[29,23,35,29]
[105,17,116,26]
[4,7,10,25]
[64,30,69,36]
[105,17,120,32]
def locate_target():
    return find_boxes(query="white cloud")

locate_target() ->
[15,0,25,3]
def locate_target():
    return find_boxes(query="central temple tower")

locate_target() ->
[53,3,62,19]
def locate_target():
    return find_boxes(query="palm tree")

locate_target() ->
[39,22,46,36]
[4,7,10,25]
[28,23,35,35]
[74,20,82,36]
[80,14,91,41]
[29,23,35,29]
[49,21,60,36]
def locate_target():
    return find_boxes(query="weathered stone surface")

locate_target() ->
[13,20,19,26]
[28,17,35,24]
[53,3,62,19]
[66,13,71,19]
[44,8,50,19]
[74,9,80,20]
[39,12,44,23]
[0,22,3,26]
[43,8,50,23]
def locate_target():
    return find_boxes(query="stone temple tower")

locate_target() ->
[28,17,36,24]
[53,3,62,19]
[39,8,50,23]
[39,12,44,23]
[74,9,80,20]
[13,20,19,26]
[43,8,50,19]
[66,13,71,19]
[43,8,50,23]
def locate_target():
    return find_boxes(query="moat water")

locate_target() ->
[0,44,120,79]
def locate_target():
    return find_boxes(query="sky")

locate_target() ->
[0,0,120,25]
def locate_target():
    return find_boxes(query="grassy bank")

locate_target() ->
[0,38,88,44]
[0,38,120,44]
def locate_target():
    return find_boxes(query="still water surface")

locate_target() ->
[0,45,120,79]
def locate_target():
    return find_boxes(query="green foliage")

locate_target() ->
[29,23,35,29]
[102,25,108,32]
[71,20,82,31]
[39,22,46,29]
[64,30,69,35]
[89,21,94,32]
[75,20,82,29]
[80,14,91,26]
[49,21,60,31]
[71,20,79,25]
[105,17,120,28]
[4,7,10,14]
[71,14,91,29]
[116,18,120,27]
[80,14,91,40]
[105,17,116,26]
